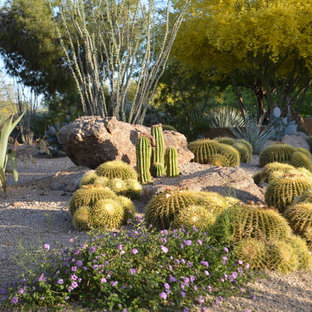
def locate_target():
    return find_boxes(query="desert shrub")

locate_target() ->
[259,143,296,167]
[2,222,252,311]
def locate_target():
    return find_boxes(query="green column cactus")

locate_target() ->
[151,124,165,177]
[136,135,152,184]
[165,147,179,177]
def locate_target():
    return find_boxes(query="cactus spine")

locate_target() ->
[136,135,152,184]
[165,147,179,177]
[151,125,165,177]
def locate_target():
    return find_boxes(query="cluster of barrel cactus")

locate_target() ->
[69,160,141,230]
[136,124,179,184]
[259,142,312,170]
[188,139,240,166]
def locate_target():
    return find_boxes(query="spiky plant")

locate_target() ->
[232,142,251,163]
[79,170,98,187]
[211,205,292,242]
[287,235,312,270]
[164,147,179,177]
[290,151,312,171]
[73,206,90,230]
[93,176,110,187]
[297,147,311,158]
[210,153,231,167]
[295,189,312,204]
[188,139,221,164]
[266,240,299,273]
[217,144,240,166]
[284,202,312,240]
[144,189,211,230]
[172,205,215,229]
[253,172,262,185]
[214,137,235,145]
[108,178,127,194]
[264,174,312,212]
[234,238,267,270]
[124,179,142,198]
[136,135,152,184]
[96,160,138,180]
[235,139,253,154]
[259,162,296,183]
[69,186,117,216]
[151,124,165,177]
[116,196,136,224]
[90,199,124,229]
[259,143,296,167]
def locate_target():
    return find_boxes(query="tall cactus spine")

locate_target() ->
[151,124,165,177]
[165,147,179,177]
[136,135,152,184]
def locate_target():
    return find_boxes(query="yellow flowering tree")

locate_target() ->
[173,0,312,121]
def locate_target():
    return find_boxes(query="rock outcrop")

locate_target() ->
[58,116,194,169]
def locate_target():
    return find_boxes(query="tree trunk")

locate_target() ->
[231,76,246,119]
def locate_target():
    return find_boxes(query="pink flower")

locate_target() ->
[43,244,50,251]
[159,292,167,300]
[132,248,138,254]
[160,245,168,253]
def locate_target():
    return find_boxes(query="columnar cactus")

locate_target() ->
[136,135,152,184]
[151,124,165,177]
[165,147,179,177]
[264,174,312,212]
[259,143,296,167]
[211,204,292,242]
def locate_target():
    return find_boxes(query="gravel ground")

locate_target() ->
[1,151,312,312]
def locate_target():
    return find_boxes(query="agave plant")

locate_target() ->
[205,107,244,128]
[0,113,24,194]
[230,115,273,154]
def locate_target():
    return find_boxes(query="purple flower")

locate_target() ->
[57,279,64,285]
[89,246,96,253]
[117,244,123,250]
[190,275,195,283]
[198,240,203,246]
[159,292,167,300]
[67,286,73,292]
[184,240,192,246]
[180,291,185,298]
[130,268,136,275]
[38,273,47,283]
[160,245,168,253]
[71,281,78,288]
[18,288,24,294]
[43,243,50,251]
[183,308,190,312]
[40,296,44,300]
[224,247,229,253]
[69,238,74,243]
[169,275,176,282]
[245,263,250,269]
[200,261,209,267]
[101,278,107,283]
[0,289,6,294]
[71,266,78,272]
[164,283,170,290]
[238,259,243,265]
[198,296,205,304]
[132,248,138,254]
[222,256,228,264]
[245,310,252,312]
[111,281,118,287]
[76,260,83,267]
[204,270,210,276]
[71,274,78,281]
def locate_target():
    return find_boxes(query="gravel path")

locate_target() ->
[1,152,312,311]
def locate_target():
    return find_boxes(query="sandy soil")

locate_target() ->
[1,151,312,312]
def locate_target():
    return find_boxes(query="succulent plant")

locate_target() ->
[297,147,311,158]
[93,176,110,187]
[253,172,262,185]
[90,199,124,229]
[172,205,216,229]
[136,136,152,184]
[235,139,253,154]
[290,151,312,171]
[214,137,235,145]
[151,124,165,177]
[96,160,138,180]
[264,174,312,212]
[124,179,142,198]
[266,240,299,273]
[144,189,211,230]
[232,142,251,163]
[116,195,136,224]
[69,185,117,216]
[188,139,220,164]
[287,235,312,270]
[217,143,240,167]
[108,178,127,194]
[73,206,90,231]
[211,204,292,242]
[259,162,296,183]
[165,147,179,177]
[234,238,267,270]
[284,202,312,240]
[79,170,98,187]
[259,143,296,167]
[210,153,231,167]
[295,189,312,204]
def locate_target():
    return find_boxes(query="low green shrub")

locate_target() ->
[1,222,252,311]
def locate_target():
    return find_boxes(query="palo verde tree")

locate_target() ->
[173,0,312,122]
[52,0,190,124]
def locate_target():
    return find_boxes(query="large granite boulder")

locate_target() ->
[58,116,194,168]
